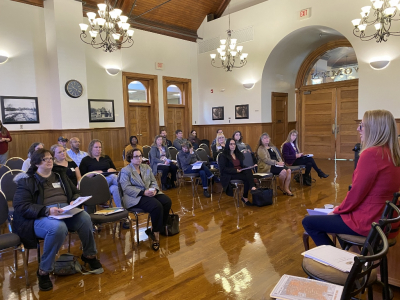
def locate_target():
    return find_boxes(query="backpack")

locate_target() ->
[54,253,90,276]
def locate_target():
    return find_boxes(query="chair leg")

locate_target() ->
[68,232,72,253]
[37,241,41,264]
[127,216,135,247]
[135,213,140,245]
[21,247,30,286]
[367,284,373,300]
[302,232,310,251]
[380,256,390,300]
[14,248,18,270]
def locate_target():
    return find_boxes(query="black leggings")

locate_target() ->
[130,194,172,233]
[229,169,255,198]
[292,156,319,175]
[157,164,178,184]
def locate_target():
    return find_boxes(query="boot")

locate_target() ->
[317,170,329,178]
[304,173,312,186]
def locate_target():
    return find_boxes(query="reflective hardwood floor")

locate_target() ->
[1,159,399,299]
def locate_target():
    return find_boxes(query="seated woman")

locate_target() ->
[22,142,44,171]
[119,148,172,251]
[79,139,121,207]
[177,141,213,198]
[232,130,249,152]
[257,133,293,196]
[13,149,102,291]
[281,130,328,186]
[211,133,226,161]
[124,136,143,166]
[219,138,256,206]
[50,144,81,187]
[303,109,400,246]
[188,130,200,149]
[149,135,177,190]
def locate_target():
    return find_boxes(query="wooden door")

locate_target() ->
[271,92,288,148]
[301,88,336,159]
[336,86,359,159]
[128,105,151,146]
[166,107,186,140]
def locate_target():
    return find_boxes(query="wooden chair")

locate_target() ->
[142,145,151,159]
[168,147,178,160]
[199,143,211,157]
[195,148,209,162]
[5,157,24,170]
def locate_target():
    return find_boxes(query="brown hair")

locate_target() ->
[281,129,300,152]
[126,148,143,163]
[256,132,274,150]
[88,139,104,158]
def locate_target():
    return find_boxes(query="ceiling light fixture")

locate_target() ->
[105,67,121,75]
[243,83,255,89]
[0,51,9,64]
[369,60,390,69]
[351,0,400,42]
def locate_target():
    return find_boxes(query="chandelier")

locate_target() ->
[79,0,134,52]
[210,14,248,71]
[351,0,400,42]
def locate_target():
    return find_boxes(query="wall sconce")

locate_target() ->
[369,60,390,70]
[105,67,120,76]
[0,51,9,64]
[243,82,255,90]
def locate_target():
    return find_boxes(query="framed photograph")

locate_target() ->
[88,99,115,122]
[0,96,40,124]
[212,106,224,120]
[235,104,249,119]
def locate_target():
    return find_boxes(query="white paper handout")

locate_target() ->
[270,274,343,300]
[302,245,357,272]
[191,161,203,170]
[49,208,83,220]
[306,208,333,216]
[306,154,314,157]
[60,196,92,211]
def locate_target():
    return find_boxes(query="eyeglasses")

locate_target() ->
[229,143,236,146]
[42,157,53,162]
[358,122,364,130]
[133,155,143,159]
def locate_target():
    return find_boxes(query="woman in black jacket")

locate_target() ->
[218,138,256,206]
[13,149,102,291]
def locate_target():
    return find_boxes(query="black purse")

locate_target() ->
[161,209,180,236]
[251,188,273,207]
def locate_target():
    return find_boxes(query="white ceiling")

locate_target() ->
[221,0,269,16]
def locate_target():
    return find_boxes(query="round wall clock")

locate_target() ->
[65,80,83,98]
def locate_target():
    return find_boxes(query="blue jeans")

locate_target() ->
[34,204,97,273]
[106,174,121,207]
[302,214,362,247]
[184,165,213,188]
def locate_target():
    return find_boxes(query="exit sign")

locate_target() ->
[299,8,311,20]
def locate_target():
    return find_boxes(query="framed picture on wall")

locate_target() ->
[212,106,224,120]
[235,104,249,119]
[0,96,40,124]
[88,99,115,122]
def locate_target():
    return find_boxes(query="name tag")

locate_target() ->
[70,168,75,172]
[52,182,61,188]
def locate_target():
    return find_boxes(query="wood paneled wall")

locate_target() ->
[8,127,127,169]
[288,122,297,133]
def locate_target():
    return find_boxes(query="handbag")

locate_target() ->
[161,209,180,236]
[54,254,87,276]
[251,188,273,207]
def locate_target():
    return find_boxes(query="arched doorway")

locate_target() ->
[295,39,360,160]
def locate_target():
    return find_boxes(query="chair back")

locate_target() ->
[5,157,24,170]
[196,148,208,162]
[116,172,127,209]
[241,151,254,168]
[199,143,211,156]
[168,147,178,160]
[142,146,151,159]
[342,223,388,299]
[199,139,210,147]
[0,170,24,202]
[0,165,11,179]
[245,144,252,152]
[378,194,400,238]
[0,191,9,226]
[79,172,111,206]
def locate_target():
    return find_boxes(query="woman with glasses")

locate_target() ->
[119,148,172,251]
[13,149,103,291]
[281,130,328,186]
[79,139,121,207]
[219,138,256,206]
[50,144,81,187]
[303,110,400,246]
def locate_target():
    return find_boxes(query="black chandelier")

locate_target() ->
[351,0,400,42]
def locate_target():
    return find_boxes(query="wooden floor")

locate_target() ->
[1,159,399,299]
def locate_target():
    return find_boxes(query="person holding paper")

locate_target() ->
[13,149,103,291]
[257,133,293,196]
[119,148,172,251]
[219,138,256,206]
[303,110,400,246]
[177,141,214,198]
[149,135,177,190]
[281,129,328,186]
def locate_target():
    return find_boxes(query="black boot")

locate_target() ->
[304,173,312,186]
[317,170,329,178]
[37,270,53,291]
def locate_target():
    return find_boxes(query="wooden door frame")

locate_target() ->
[122,72,159,143]
[162,76,192,135]
[271,92,288,144]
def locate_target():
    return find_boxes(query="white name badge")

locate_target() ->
[70,168,75,172]
[52,182,61,188]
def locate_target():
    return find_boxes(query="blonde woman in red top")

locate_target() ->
[303,109,400,246]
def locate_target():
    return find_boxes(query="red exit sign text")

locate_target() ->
[299,8,311,20]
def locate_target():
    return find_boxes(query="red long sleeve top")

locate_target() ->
[0,129,12,155]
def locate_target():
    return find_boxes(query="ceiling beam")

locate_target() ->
[214,0,230,19]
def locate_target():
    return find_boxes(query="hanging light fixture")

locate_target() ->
[210,6,248,71]
[79,0,134,52]
[351,0,400,42]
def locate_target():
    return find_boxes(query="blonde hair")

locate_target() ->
[281,130,300,152]
[50,144,72,162]
[152,135,166,147]
[256,132,274,150]
[361,109,400,166]
[88,139,104,158]
[216,133,225,147]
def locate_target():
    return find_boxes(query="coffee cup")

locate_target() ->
[324,204,334,209]
[210,165,214,169]
[149,188,155,192]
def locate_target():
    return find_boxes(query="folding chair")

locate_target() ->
[5,157,24,170]
[142,146,151,159]
[168,147,178,160]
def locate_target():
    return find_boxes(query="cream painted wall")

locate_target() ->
[197,0,400,124]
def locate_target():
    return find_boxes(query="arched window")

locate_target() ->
[128,81,147,103]
[304,47,358,85]
[167,84,182,105]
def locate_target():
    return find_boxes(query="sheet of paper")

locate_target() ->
[306,154,314,157]
[303,245,357,272]
[49,208,83,220]
[306,208,333,216]
[191,161,203,170]
[253,173,271,177]
[239,165,256,171]
[60,196,92,211]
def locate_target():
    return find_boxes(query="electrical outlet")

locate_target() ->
[20,125,23,129]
